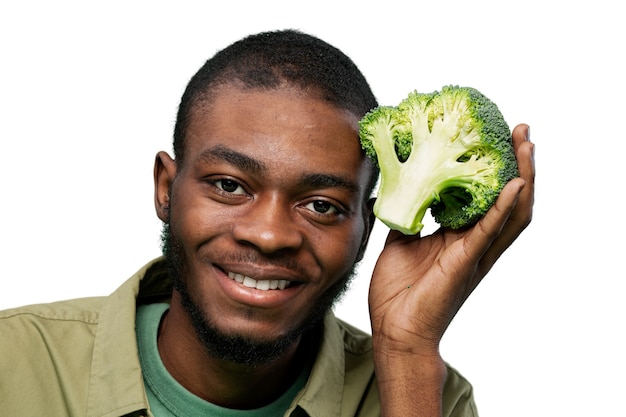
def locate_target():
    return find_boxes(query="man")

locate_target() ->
[0,30,534,416]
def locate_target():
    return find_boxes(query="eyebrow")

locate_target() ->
[199,145,266,175]
[298,173,361,194]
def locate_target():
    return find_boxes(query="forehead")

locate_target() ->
[183,84,371,190]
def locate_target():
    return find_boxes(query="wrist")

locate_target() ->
[373,348,446,382]
[373,347,447,417]
[372,324,442,359]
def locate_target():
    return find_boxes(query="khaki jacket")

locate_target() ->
[0,258,477,416]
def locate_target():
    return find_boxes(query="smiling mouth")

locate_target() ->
[227,271,292,291]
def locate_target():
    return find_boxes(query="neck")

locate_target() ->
[157,295,311,409]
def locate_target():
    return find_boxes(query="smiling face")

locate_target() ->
[155,83,375,364]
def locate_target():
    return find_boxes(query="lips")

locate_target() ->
[227,271,291,291]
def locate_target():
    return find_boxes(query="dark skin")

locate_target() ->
[370,123,534,415]
[154,83,535,414]
[154,84,374,408]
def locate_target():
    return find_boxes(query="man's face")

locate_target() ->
[156,84,374,363]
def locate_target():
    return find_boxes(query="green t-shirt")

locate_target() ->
[136,303,309,417]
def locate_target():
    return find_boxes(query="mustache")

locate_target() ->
[203,250,310,277]
[162,221,310,278]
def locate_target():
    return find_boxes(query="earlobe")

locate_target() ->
[154,151,177,222]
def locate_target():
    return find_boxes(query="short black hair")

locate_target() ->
[173,29,379,194]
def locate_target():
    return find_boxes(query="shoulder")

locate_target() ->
[0,296,106,328]
[442,364,478,416]
[0,298,107,413]
[0,297,107,359]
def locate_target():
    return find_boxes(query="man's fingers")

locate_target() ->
[465,177,525,257]
[511,124,535,229]
[473,124,535,275]
[491,124,535,247]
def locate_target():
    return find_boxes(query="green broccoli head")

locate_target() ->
[359,85,519,235]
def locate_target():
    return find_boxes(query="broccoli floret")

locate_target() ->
[359,85,519,235]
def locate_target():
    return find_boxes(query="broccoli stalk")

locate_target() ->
[359,85,518,235]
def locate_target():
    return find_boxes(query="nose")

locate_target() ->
[232,194,303,254]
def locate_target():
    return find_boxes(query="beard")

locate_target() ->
[160,220,357,367]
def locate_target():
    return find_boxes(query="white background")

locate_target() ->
[1,1,624,416]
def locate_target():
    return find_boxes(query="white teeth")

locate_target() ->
[242,276,257,288]
[227,272,290,291]
[255,280,270,291]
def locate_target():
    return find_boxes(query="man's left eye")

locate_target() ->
[215,179,245,195]
[306,200,338,214]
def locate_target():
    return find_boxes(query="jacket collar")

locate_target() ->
[291,312,346,417]
[85,258,167,417]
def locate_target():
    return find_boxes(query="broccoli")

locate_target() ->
[359,85,519,235]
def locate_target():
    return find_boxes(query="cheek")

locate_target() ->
[312,220,366,278]
[169,190,223,248]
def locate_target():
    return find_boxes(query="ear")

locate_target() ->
[154,151,177,222]
[356,197,377,263]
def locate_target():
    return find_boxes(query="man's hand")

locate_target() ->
[369,124,535,416]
